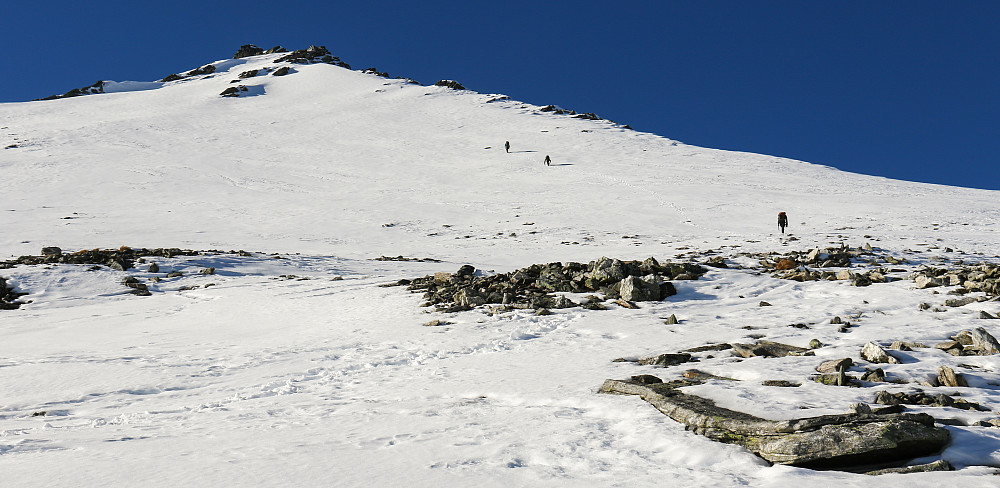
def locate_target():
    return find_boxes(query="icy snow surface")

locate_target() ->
[3,52,1000,486]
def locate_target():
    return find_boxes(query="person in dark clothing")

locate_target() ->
[504,141,510,153]
[544,155,551,166]
[778,212,788,233]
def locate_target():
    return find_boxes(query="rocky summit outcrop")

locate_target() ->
[273,45,350,69]
[600,377,950,470]
[233,44,265,58]
[405,257,705,313]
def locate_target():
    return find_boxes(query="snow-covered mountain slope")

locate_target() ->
[4,48,999,265]
[3,47,1000,487]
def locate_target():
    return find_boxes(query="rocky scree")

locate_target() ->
[404,257,705,313]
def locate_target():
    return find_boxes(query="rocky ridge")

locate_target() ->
[31,43,631,128]
[403,257,706,313]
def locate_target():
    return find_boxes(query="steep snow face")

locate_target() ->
[3,51,999,266]
[4,50,1000,487]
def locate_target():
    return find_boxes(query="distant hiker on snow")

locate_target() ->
[778,211,788,233]
[544,155,551,166]
[505,141,510,153]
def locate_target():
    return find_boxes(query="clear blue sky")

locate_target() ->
[4,1,998,190]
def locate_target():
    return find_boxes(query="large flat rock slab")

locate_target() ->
[600,378,950,469]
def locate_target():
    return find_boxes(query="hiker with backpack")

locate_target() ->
[778,212,788,233]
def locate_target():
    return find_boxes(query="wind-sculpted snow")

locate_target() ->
[4,46,1000,486]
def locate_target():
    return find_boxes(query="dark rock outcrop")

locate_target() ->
[186,64,216,76]
[36,80,106,101]
[434,80,465,90]
[273,45,350,68]
[2,247,201,270]
[731,341,811,358]
[406,258,705,313]
[220,85,248,97]
[1,276,28,309]
[234,44,265,58]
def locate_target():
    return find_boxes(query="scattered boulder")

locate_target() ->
[122,276,151,296]
[775,259,797,270]
[861,342,900,364]
[945,297,976,307]
[861,368,887,382]
[272,66,291,76]
[664,314,679,325]
[731,341,811,358]
[967,327,1000,355]
[630,374,663,385]
[937,365,968,387]
[220,85,248,97]
[186,64,216,76]
[875,390,985,411]
[148,263,159,273]
[934,340,964,356]
[636,353,694,367]
[41,247,62,257]
[619,276,661,301]
[816,358,853,373]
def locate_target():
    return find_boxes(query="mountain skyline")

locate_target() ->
[4,1,998,191]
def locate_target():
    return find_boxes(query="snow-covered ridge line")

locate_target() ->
[29,43,629,127]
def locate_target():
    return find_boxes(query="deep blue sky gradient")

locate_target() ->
[4,1,998,189]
